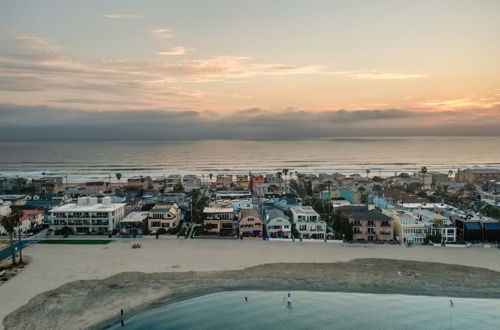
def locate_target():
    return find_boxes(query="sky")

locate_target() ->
[0,0,499,139]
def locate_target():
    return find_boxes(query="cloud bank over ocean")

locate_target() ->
[1,104,498,140]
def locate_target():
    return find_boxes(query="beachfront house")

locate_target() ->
[344,208,394,242]
[428,225,457,243]
[290,206,326,239]
[148,203,182,233]
[203,204,235,236]
[384,210,426,245]
[238,209,264,237]
[49,197,126,234]
[265,208,292,239]
[19,210,44,233]
[120,211,148,236]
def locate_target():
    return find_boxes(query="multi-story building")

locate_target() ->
[346,209,393,242]
[455,168,500,184]
[235,175,249,189]
[290,206,326,239]
[238,209,264,237]
[203,204,235,236]
[127,176,153,190]
[428,225,457,243]
[147,203,183,233]
[265,208,292,239]
[165,175,182,192]
[384,210,426,244]
[19,210,44,233]
[216,175,233,190]
[182,175,201,192]
[49,197,126,234]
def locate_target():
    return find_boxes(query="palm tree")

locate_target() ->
[357,186,366,204]
[115,173,122,188]
[1,209,23,265]
[365,169,371,178]
[209,173,213,184]
[420,166,428,188]
[282,169,289,193]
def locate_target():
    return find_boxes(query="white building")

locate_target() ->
[265,208,292,239]
[148,203,183,233]
[429,225,457,243]
[290,206,326,239]
[384,210,426,245]
[49,197,126,234]
[165,175,182,192]
[182,175,201,192]
[0,199,12,234]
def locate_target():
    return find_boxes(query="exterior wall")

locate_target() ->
[290,206,326,239]
[429,226,457,243]
[351,219,393,241]
[456,170,500,183]
[266,218,291,238]
[238,215,264,237]
[203,209,235,236]
[148,204,182,233]
[50,205,125,233]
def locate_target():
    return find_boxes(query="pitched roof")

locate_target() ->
[239,208,261,220]
[348,210,392,222]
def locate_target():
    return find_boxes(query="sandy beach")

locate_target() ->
[2,240,500,329]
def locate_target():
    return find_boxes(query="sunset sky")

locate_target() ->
[1,0,499,139]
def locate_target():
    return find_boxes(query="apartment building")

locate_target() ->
[49,197,126,234]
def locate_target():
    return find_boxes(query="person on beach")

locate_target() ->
[287,293,292,305]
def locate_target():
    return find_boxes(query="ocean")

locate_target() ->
[104,290,500,330]
[0,137,499,182]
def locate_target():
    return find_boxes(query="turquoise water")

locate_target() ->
[105,291,500,330]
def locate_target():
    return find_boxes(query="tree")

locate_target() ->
[332,209,353,241]
[464,183,476,192]
[115,173,122,187]
[1,209,23,265]
[173,182,184,193]
[209,173,213,183]
[357,186,366,203]
[481,204,500,219]
[282,169,289,192]
[365,169,371,178]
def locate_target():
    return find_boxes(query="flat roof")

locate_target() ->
[50,203,126,212]
[203,207,234,213]
[121,212,149,223]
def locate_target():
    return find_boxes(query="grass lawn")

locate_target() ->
[38,240,112,245]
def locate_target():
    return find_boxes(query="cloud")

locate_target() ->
[0,104,498,140]
[416,97,500,110]
[347,71,428,80]
[103,14,143,19]
[151,28,173,40]
[157,47,189,56]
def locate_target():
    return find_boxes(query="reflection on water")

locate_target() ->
[1,137,500,181]
[105,291,500,330]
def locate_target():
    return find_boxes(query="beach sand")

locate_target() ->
[1,239,500,329]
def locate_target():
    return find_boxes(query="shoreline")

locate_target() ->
[5,259,500,330]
